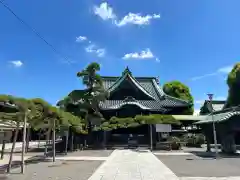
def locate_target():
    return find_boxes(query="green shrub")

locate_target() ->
[185,134,205,147]
[168,136,181,150]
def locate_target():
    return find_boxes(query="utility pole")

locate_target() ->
[21,112,27,174]
[207,93,218,159]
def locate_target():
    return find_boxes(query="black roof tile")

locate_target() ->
[100,69,190,110]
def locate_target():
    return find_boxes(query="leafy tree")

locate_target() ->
[59,62,109,132]
[226,63,240,107]
[163,81,194,115]
[0,95,35,173]
[0,95,85,171]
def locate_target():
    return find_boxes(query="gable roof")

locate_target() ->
[100,68,191,111]
[200,100,226,114]
[107,71,157,100]
[195,106,240,124]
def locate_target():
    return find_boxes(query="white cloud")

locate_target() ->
[93,2,160,27]
[123,49,154,59]
[191,65,233,81]
[85,44,105,57]
[76,36,87,42]
[115,13,160,27]
[9,60,23,67]
[123,49,159,62]
[217,66,233,74]
[93,2,116,20]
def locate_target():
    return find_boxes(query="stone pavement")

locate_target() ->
[88,149,179,180]
[88,149,240,180]
[0,141,47,166]
[179,178,240,180]
[0,155,34,166]
[2,148,240,179]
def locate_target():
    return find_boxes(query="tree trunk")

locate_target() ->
[44,128,51,157]
[206,136,211,152]
[26,126,31,152]
[21,113,27,174]
[1,140,6,160]
[221,133,236,154]
[52,120,56,162]
[7,122,20,173]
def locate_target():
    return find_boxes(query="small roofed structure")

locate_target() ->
[199,100,226,115]
[196,106,240,154]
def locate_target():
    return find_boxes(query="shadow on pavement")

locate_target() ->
[190,151,240,159]
[0,155,52,174]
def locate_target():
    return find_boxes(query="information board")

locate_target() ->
[155,124,172,132]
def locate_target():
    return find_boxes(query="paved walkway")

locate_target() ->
[87,149,240,180]
[0,155,34,166]
[46,156,108,161]
[88,149,179,180]
[0,141,46,150]
[0,141,46,166]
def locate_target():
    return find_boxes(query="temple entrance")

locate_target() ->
[108,124,149,145]
[107,104,150,146]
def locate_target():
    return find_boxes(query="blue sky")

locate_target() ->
[0,0,239,113]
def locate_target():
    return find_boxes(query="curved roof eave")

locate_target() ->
[107,101,151,110]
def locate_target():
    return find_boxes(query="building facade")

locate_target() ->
[95,67,192,146]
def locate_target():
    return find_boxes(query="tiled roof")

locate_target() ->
[99,100,168,111]
[107,73,156,100]
[102,76,164,100]
[205,100,226,112]
[100,70,190,111]
[195,111,240,124]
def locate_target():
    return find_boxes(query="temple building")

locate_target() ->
[94,67,192,146]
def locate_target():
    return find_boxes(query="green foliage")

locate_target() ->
[0,95,86,134]
[135,114,180,125]
[163,81,194,115]
[58,62,109,131]
[167,136,181,150]
[95,114,180,131]
[0,95,36,122]
[199,103,209,115]
[184,134,205,147]
[77,62,102,87]
[226,63,240,107]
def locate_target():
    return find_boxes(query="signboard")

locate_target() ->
[156,124,172,132]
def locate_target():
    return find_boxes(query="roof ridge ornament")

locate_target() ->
[124,96,136,102]
[122,66,132,76]
[156,76,160,84]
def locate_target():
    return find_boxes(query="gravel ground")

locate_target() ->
[0,160,103,180]
[157,155,240,177]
